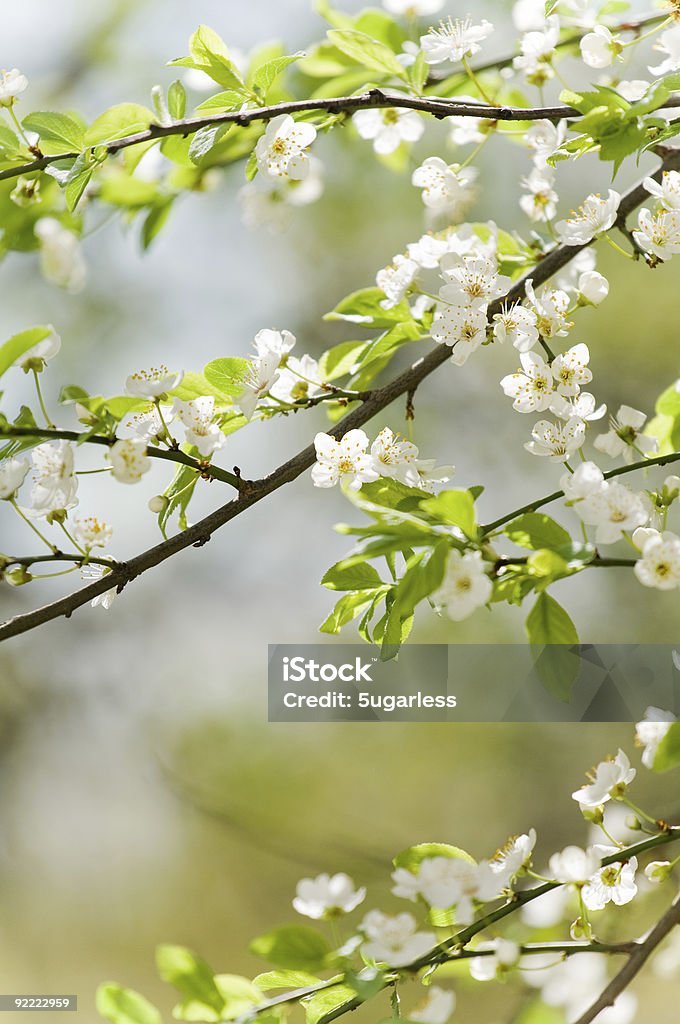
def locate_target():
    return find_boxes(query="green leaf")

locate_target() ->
[203,357,251,397]
[249,926,331,972]
[196,91,249,113]
[96,984,161,1024]
[171,371,235,406]
[169,26,248,93]
[327,29,405,78]
[393,842,475,872]
[322,560,383,591]
[319,591,384,634]
[506,513,571,552]
[22,111,85,154]
[168,80,187,120]
[160,464,198,534]
[421,490,478,540]
[155,945,225,1018]
[652,721,680,772]
[212,976,263,1020]
[302,985,356,1024]
[526,593,578,645]
[189,124,230,163]
[253,54,304,97]
[254,971,322,992]
[382,541,449,657]
[0,326,52,378]
[0,124,21,157]
[63,150,98,211]
[85,103,155,145]
[325,287,415,329]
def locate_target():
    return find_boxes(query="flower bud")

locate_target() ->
[578,271,609,306]
[645,860,672,884]
[5,566,32,586]
[148,494,169,514]
[625,815,643,831]
[581,806,604,825]
[570,916,590,940]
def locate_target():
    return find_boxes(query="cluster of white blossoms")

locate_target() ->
[278,711,678,1024]
[312,426,451,493]
[234,328,328,419]
[633,170,680,264]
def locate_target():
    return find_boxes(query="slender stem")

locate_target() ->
[462,56,494,105]
[621,17,671,48]
[5,553,116,569]
[32,370,54,428]
[6,104,33,149]
[9,499,57,553]
[59,521,86,556]
[604,233,635,260]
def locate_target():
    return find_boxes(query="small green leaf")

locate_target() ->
[526,593,578,645]
[319,591,383,634]
[22,111,85,154]
[96,984,161,1024]
[169,25,248,93]
[85,103,155,145]
[168,80,187,119]
[0,326,53,379]
[203,357,251,397]
[421,490,477,540]
[506,513,571,552]
[189,124,230,163]
[254,971,322,991]
[393,842,475,872]
[327,29,406,78]
[155,945,224,1017]
[196,90,248,113]
[302,985,356,1024]
[526,593,580,702]
[322,560,383,591]
[249,926,331,972]
[653,721,680,772]
[253,53,304,97]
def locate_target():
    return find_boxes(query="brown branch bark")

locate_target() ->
[2,147,679,642]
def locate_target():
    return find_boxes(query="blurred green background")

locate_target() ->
[1,0,680,1020]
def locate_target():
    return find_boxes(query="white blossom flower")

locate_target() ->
[521,885,569,928]
[632,207,680,261]
[174,397,226,457]
[519,167,559,222]
[30,441,78,515]
[293,873,366,919]
[582,847,637,911]
[617,79,651,102]
[526,119,566,166]
[548,845,600,884]
[513,16,561,81]
[239,159,324,227]
[594,405,658,463]
[524,418,585,461]
[410,986,455,1024]
[512,0,547,32]
[377,254,419,308]
[490,830,537,881]
[81,564,117,611]
[572,750,636,809]
[650,24,680,76]
[253,328,296,360]
[391,866,422,901]
[433,551,493,621]
[555,247,596,292]
[0,68,28,106]
[312,429,379,491]
[383,0,444,14]
[72,517,113,550]
[551,343,592,396]
[431,304,488,364]
[550,391,606,422]
[255,114,317,180]
[530,954,637,1023]
[0,458,29,500]
[360,911,436,967]
[578,270,609,305]
[560,460,606,502]
[126,365,183,400]
[420,17,493,65]
[634,530,680,590]
[270,354,324,404]
[644,170,680,212]
[353,107,424,155]
[411,157,477,215]
[439,254,510,309]
[235,352,281,420]
[525,280,572,338]
[407,233,449,269]
[448,103,486,147]
[469,939,521,981]
[578,482,649,544]
[415,459,454,492]
[34,218,86,293]
[501,352,555,413]
[580,26,621,68]
[107,438,151,484]
[120,406,172,443]
[370,428,420,486]
[636,706,676,768]
[492,304,539,352]
[14,326,61,372]
[555,190,621,246]
[418,856,502,921]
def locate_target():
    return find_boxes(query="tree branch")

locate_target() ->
[0,426,241,490]
[2,148,680,642]
[572,890,680,1024]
